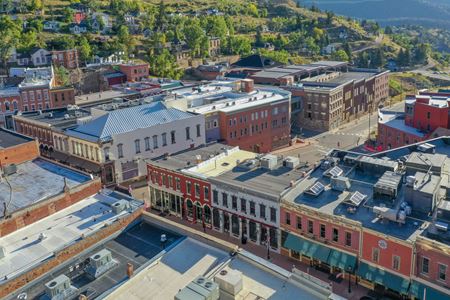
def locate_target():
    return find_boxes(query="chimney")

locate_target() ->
[241,79,254,93]
[127,262,134,278]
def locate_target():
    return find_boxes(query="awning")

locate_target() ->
[327,249,357,271]
[66,156,102,173]
[283,234,330,262]
[357,262,410,294]
[410,280,450,300]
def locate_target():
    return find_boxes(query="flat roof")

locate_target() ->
[17,107,91,129]
[14,222,181,300]
[302,71,377,87]
[149,143,235,172]
[379,112,426,138]
[75,90,138,106]
[0,159,91,218]
[281,148,450,241]
[183,147,257,178]
[0,191,142,281]
[0,128,34,149]
[104,238,323,300]
[211,157,309,200]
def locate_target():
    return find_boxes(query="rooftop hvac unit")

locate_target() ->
[175,276,219,300]
[86,249,118,279]
[111,199,130,214]
[214,269,243,297]
[2,164,17,176]
[260,154,278,170]
[331,176,351,192]
[44,274,78,300]
[373,206,405,224]
[283,156,300,169]
[435,221,448,232]
[417,143,436,154]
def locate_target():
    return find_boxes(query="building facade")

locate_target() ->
[119,63,149,82]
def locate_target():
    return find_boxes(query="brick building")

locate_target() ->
[118,62,149,82]
[278,138,450,299]
[51,49,79,69]
[0,67,76,128]
[285,69,389,132]
[147,144,255,228]
[165,79,292,153]
[377,91,450,150]
[0,128,39,167]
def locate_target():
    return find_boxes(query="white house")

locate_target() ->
[43,20,60,32]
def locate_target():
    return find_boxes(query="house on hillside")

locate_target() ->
[43,20,60,32]
[91,13,112,34]
[9,48,51,67]
[69,22,88,34]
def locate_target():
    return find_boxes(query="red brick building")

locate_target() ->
[119,62,149,82]
[0,128,39,167]
[377,92,450,150]
[52,49,79,69]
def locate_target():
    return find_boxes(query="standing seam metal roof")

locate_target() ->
[66,102,196,142]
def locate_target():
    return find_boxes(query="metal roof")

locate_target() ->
[66,102,196,142]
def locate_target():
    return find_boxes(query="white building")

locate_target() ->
[65,101,205,184]
[209,154,306,253]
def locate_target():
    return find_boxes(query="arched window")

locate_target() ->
[186,199,193,218]
[4,102,10,111]
[195,202,202,222]
[231,214,240,235]
[12,101,18,111]
[204,205,211,225]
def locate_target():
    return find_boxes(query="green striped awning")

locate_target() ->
[357,262,410,294]
[410,280,450,300]
[283,234,330,262]
[327,249,357,271]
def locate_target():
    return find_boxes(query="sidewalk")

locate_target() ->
[151,210,371,300]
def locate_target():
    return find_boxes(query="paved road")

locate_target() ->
[277,101,405,166]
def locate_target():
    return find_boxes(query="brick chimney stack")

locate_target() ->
[127,262,134,278]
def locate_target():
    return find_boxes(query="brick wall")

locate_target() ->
[0,208,142,298]
[0,139,39,167]
[0,179,102,237]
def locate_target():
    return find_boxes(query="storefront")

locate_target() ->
[356,262,410,296]
[409,280,450,300]
[283,233,357,275]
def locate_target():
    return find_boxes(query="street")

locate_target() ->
[273,101,405,165]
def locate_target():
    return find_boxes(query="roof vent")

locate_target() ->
[0,246,6,259]
[111,200,130,214]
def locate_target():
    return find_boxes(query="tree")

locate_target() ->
[148,49,183,79]
[331,49,349,62]
[370,48,385,68]
[342,42,352,61]
[255,26,264,48]
[413,43,431,65]
[0,16,21,72]
[223,36,251,56]
[384,26,393,34]
[205,16,228,40]
[54,66,70,86]
[155,0,167,31]
[77,37,92,62]
[183,22,205,57]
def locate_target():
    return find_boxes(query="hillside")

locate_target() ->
[299,0,450,28]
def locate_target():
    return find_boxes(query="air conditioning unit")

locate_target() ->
[111,199,130,214]
[44,274,78,300]
[214,269,243,297]
[85,249,118,279]
[260,154,277,170]
[175,276,219,300]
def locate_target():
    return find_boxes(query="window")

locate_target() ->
[196,124,201,137]
[185,127,191,140]
[250,201,256,216]
[427,112,431,119]
[260,204,266,219]
[134,139,141,154]
[195,183,200,197]
[240,198,246,213]
[175,178,181,190]
[393,255,401,271]
[372,248,380,263]
[272,107,278,115]
[222,192,228,207]
[204,186,209,199]
[232,196,237,210]
[186,181,192,195]
[285,212,291,225]
[320,224,326,238]
[345,232,352,246]
[270,207,276,222]
[438,264,447,281]
[162,133,167,146]
[421,257,429,274]
[308,220,313,234]
[153,135,158,149]
[171,130,176,144]
[145,137,150,151]
[168,175,173,188]
[296,216,302,230]
[117,144,123,158]
[213,190,218,204]
[333,228,339,242]
[104,147,110,161]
